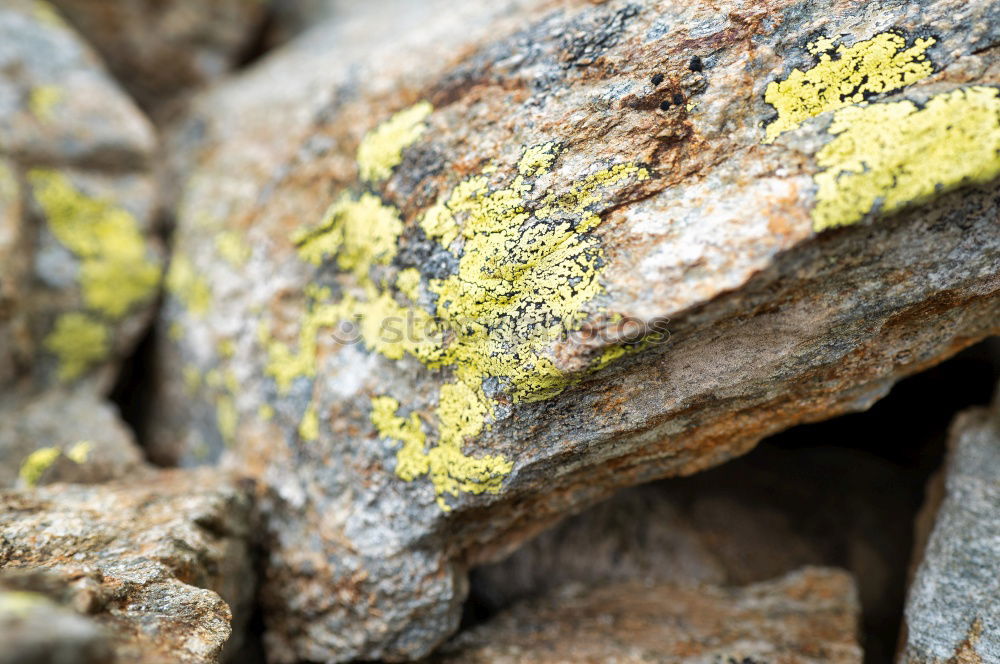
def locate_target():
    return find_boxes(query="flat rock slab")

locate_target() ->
[0,469,255,664]
[900,387,1000,663]
[434,567,863,663]
[151,0,1000,659]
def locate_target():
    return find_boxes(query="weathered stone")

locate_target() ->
[0,0,162,395]
[0,387,148,489]
[0,573,112,664]
[47,0,268,114]
[899,385,1000,663]
[0,469,255,664]
[471,443,916,661]
[150,0,1000,659]
[435,567,863,663]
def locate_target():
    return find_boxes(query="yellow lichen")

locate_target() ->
[216,395,237,447]
[166,255,212,315]
[764,31,935,143]
[294,192,403,276]
[0,591,52,616]
[18,447,61,486]
[215,231,251,267]
[395,267,422,301]
[28,85,62,122]
[44,312,109,381]
[298,404,319,442]
[812,86,1000,231]
[66,440,93,464]
[183,364,202,394]
[257,404,275,421]
[28,170,161,319]
[356,101,432,182]
[31,1,64,27]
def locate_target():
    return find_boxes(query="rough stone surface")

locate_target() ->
[0,572,112,664]
[899,386,1000,663]
[0,387,148,489]
[0,469,255,664]
[0,0,162,396]
[471,443,916,661]
[434,567,863,663]
[48,0,268,114]
[150,0,1000,660]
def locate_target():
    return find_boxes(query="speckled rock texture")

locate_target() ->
[434,567,863,663]
[0,387,148,489]
[0,0,162,396]
[149,0,1000,660]
[0,469,255,664]
[47,0,268,114]
[899,387,1000,663]
[0,572,112,664]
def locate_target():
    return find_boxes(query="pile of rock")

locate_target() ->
[1,0,997,662]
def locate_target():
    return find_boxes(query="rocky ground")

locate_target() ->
[0,0,998,662]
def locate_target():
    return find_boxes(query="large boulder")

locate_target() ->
[899,385,1000,663]
[150,0,1000,660]
[0,469,255,664]
[0,0,162,395]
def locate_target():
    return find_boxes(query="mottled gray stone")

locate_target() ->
[150,0,1000,660]
[900,386,1000,663]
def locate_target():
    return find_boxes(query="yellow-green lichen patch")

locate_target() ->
[66,440,93,464]
[215,231,251,267]
[44,312,109,381]
[279,130,650,506]
[29,170,161,320]
[18,447,61,486]
[216,394,237,447]
[764,31,935,143]
[356,101,432,182]
[28,85,62,122]
[298,403,319,442]
[812,86,1000,231]
[166,255,212,315]
[0,591,52,616]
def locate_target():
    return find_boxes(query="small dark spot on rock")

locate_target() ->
[651,73,664,86]
[689,55,704,72]
[659,99,671,111]
[672,92,684,105]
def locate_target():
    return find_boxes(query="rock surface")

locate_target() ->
[48,0,268,114]
[0,469,255,664]
[899,386,1000,663]
[0,387,148,489]
[0,0,162,396]
[435,567,863,663]
[150,0,1000,660]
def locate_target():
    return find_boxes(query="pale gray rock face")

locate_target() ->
[0,470,255,664]
[0,0,162,396]
[0,388,148,489]
[149,0,1000,660]
[434,567,864,664]
[900,388,1000,663]
[47,0,268,114]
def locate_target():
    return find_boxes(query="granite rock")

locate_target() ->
[899,385,1000,663]
[434,567,863,663]
[0,469,256,664]
[150,0,1000,659]
[0,0,162,396]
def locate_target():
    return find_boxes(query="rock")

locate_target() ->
[0,388,148,489]
[434,567,863,663]
[47,0,268,114]
[0,575,112,664]
[0,469,256,664]
[899,386,1000,663]
[471,443,915,661]
[0,0,162,395]
[150,0,1000,659]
